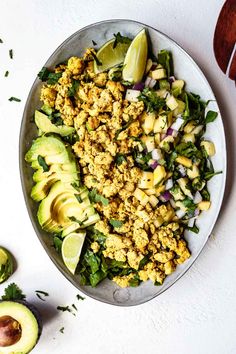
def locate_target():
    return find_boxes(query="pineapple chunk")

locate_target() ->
[166,95,179,111]
[134,188,149,206]
[151,68,166,80]
[187,164,200,179]
[177,177,193,199]
[153,112,172,133]
[145,188,156,195]
[192,125,203,135]
[136,209,150,222]
[173,99,186,117]
[149,195,158,207]
[182,133,196,143]
[154,133,161,145]
[145,58,153,74]
[153,216,164,228]
[138,171,154,189]
[142,112,156,134]
[155,184,166,196]
[153,165,166,186]
[172,79,185,90]
[176,156,192,168]
[145,136,155,152]
[200,140,216,156]
[184,121,196,133]
[198,201,211,211]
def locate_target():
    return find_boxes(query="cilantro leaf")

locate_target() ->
[157,50,173,78]
[68,79,80,97]
[0,38,3,43]
[59,327,64,333]
[109,219,123,228]
[8,96,21,102]
[47,72,63,85]
[204,170,222,181]
[205,110,218,124]
[35,290,49,301]
[92,40,97,46]
[38,67,51,81]
[186,221,199,234]
[75,194,83,203]
[5,71,9,77]
[76,294,85,300]
[113,32,131,49]
[37,155,49,172]
[9,49,13,59]
[115,153,127,165]
[1,283,26,301]
[138,88,165,112]
[88,189,109,206]
[53,236,63,253]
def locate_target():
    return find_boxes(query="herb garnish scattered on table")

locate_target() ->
[1,283,26,301]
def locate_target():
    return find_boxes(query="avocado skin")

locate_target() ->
[0,300,42,354]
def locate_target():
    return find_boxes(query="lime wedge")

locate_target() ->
[94,38,130,74]
[122,29,148,84]
[0,247,14,283]
[62,232,86,274]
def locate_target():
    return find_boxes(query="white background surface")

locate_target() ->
[0,0,235,353]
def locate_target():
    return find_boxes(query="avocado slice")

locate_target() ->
[25,136,69,165]
[31,175,58,202]
[33,163,77,182]
[0,301,41,353]
[0,248,14,284]
[35,110,75,137]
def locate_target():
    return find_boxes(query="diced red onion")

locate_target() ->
[178,164,186,177]
[165,178,173,190]
[194,208,200,217]
[151,149,162,161]
[125,89,141,102]
[167,127,173,136]
[133,82,145,91]
[169,76,176,84]
[193,191,202,204]
[149,160,159,169]
[159,190,171,202]
[145,77,151,87]
[188,218,196,228]
[171,116,184,131]
[176,209,185,219]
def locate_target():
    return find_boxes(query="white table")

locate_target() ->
[0,0,235,353]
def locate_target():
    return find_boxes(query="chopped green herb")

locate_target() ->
[0,38,3,43]
[37,155,49,172]
[38,67,50,81]
[115,117,133,140]
[154,281,162,286]
[75,194,83,203]
[4,71,9,77]
[68,79,80,97]
[91,52,102,66]
[204,170,222,181]
[201,188,210,201]
[1,283,26,301]
[205,110,218,124]
[57,305,71,312]
[186,221,199,234]
[35,290,49,301]
[68,216,82,224]
[76,294,85,301]
[109,219,123,228]
[157,50,173,78]
[71,182,81,191]
[129,274,140,287]
[9,49,13,59]
[88,189,109,206]
[59,327,64,333]
[47,72,63,85]
[53,236,63,253]
[72,303,77,311]
[138,88,165,112]
[8,96,21,102]
[92,40,97,46]
[115,153,127,165]
[113,32,131,49]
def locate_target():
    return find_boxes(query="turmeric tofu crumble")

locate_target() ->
[26,30,220,288]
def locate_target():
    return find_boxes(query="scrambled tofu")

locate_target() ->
[40,50,191,288]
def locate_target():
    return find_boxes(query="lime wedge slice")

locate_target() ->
[0,247,14,283]
[122,29,148,84]
[94,38,130,74]
[62,232,86,274]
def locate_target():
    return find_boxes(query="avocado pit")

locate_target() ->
[0,315,22,347]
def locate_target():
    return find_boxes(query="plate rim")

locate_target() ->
[19,18,227,306]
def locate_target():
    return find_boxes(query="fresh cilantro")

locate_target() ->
[204,170,222,181]
[182,197,196,216]
[59,327,64,333]
[68,216,82,224]
[129,274,140,287]
[53,236,63,253]
[92,40,97,46]
[9,49,13,59]
[115,153,127,165]
[166,151,177,171]
[8,96,21,102]
[113,32,131,49]
[68,79,80,97]
[91,52,102,66]
[138,88,165,112]
[109,219,123,228]
[201,187,210,201]
[4,71,9,77]
[47,72,63,85]
[0,38,3,43]
[72,303,77,311]
[38,67,51,81]
[154,281,162,286]
[76,294,85,301]
[1,283,26,301]
[75,194,83,203]
[205,110,218,124]
[175,142,202,159]
[186,221,199,234]
[183,92,206,123]
[57,305,72,313]
[88,189,109,206]
[138,254,151,270]
[157,50,173,78]
[35,290,49,301]
[37,155,49,172]
[133,150,152,171]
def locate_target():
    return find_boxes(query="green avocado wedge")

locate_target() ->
[35,110,75,137]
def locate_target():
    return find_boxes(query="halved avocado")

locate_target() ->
[35,110,75,137]
[0,301,41,353]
